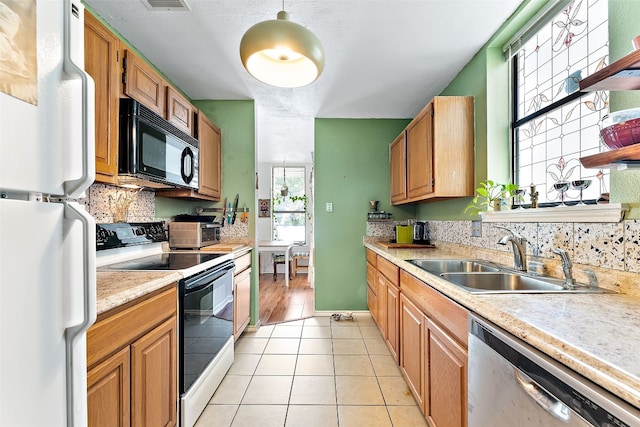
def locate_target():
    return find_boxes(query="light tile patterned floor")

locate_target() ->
[195,313,428,427]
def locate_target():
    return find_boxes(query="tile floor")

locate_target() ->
[195,313,428,427]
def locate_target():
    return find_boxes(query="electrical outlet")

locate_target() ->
[471,220,482,237]
[326,202,333,213]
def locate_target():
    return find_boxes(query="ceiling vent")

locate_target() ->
[141,0,191,11]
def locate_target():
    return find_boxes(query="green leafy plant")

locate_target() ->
[465,180,519,216]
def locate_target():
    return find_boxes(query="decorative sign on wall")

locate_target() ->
[258,199,270,217]
[1,0,38,104]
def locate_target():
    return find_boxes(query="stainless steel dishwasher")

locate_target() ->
[468,314,640,426]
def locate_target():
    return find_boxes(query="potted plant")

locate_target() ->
[465,180,519,216]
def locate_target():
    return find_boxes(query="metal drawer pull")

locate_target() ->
[514,368,571,423]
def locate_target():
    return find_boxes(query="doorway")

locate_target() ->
[256,163,314,325]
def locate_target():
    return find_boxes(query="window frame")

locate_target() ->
[508,0,609,207]
[271,166,307,244]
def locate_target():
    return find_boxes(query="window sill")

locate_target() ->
[479,203,628,223]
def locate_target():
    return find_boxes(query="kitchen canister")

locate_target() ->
[395,225,413,244]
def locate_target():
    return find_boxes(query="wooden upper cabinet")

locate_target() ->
[166,86,195,135]
[84,12,120,185]
[196,111,222,199]
[123,49,165,116]
[391,96,474,205]
[390,132,407,204]
[406,103,434,199]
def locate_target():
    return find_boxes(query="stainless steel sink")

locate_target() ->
[408,259,501,274]
[440,272,607,294]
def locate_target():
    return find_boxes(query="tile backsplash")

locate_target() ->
[367,219,640,274]
[82,183,250,239]
[81,184,155,223]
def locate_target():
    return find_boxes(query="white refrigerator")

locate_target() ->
[0,0,96,426]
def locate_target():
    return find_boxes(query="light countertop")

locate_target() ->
[95,244,252,315]
[365,240,640,410]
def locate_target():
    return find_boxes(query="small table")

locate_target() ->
[257,240,294,287]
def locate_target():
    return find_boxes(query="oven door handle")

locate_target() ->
[183,264,234,293]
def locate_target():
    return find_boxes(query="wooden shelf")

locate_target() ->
[579,144,640,169]
[580,49,640,91]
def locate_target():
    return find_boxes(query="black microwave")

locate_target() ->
[118,98,199,189]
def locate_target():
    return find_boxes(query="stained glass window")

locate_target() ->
[512,0,609,205]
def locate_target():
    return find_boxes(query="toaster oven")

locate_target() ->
[169,222,221,249]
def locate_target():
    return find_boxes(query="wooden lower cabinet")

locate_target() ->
[399,293,425,408]
[399,270,468,427]
[425,317,468,427]
[233,251,252,340]
[234,267,251,340]
[383,275,400,361]
[87,347,130,427]
[87,287,178,427]
[131,317,177,427]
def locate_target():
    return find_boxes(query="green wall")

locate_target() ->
[608,0,640,218]
[314,119,412,310]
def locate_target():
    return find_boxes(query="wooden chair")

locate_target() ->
[272,254,291,281]
[292,252,310,278]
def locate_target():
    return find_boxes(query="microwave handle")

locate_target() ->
[181,146,195,184]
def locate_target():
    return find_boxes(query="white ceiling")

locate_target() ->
[85,0,523,163]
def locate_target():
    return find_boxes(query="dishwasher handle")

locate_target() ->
[514,368,571,423]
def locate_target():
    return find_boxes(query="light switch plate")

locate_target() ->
[326,202,333,213]
[471,220,482,237]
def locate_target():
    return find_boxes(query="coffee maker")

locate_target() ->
[413,221,430,244]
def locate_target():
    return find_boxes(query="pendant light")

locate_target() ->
[239,1,325,88]
[280,165,289,196]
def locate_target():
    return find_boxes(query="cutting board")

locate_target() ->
[376,241,435,249]
[201,243,246,252]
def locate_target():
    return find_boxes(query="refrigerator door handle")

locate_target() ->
[64,202,96,427]
[63,0,96,199]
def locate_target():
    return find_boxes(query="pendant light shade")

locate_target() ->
[240,10,325,88]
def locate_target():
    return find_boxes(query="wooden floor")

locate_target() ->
[258,272,314,326]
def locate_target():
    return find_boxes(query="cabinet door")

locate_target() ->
[376,272,388,335]
[234,267,252,340]
[166,86,195,135]
[85,12,120,185]
[367,284,378,324]
[385,283,400,362]
[425,318,467,427]
[131,316,177,427]
[390,132,407,204]
[399,294,424,409]
[87,347,131,427]
[406,103,434,199]
[196,112,222,199]
[123,50,165,116]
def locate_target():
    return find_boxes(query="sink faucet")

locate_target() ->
[552,248,577,290]
[495,226,527,271]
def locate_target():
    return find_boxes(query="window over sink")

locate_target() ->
[508,0,609,205]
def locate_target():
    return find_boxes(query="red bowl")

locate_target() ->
[600,117,640,149]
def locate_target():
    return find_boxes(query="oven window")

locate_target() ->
[181,271,233,393]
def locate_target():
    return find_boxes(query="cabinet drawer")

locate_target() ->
[377,255,399,285]
[366,249,377,267]
[87,287,177,368]
[234,252,252,274]
[400,270,468,346]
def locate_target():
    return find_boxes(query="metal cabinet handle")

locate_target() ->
[514,368,571,423]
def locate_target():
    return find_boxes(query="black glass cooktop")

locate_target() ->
[107,252,224,271]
